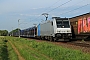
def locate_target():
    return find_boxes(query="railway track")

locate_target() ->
[28,37,90,48]
[68,41,90,48]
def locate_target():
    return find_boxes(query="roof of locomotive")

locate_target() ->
[52,17,69,20]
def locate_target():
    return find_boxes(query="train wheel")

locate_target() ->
[47,36,49,40]
[40,36,43,40]
[42,36,45,40]
[53,38,56,42]
[50,37,53,42]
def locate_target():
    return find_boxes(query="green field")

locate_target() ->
[0,36,18,60]
[0,36,90,60]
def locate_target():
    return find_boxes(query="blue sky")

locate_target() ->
[0,0,90,32]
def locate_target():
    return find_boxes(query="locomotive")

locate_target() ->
[14,17,72,41]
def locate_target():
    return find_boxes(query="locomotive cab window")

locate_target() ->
[63,21,70,28]
[56,20,62,28]
[56,19,70,28]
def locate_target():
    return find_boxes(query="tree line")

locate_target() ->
[0,28,20,36]
[0,30,8,36]
[9,28,20,36]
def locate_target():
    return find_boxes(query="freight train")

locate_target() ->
[12,12,90,41]
[70,12,90,40]
[13,17,72,41]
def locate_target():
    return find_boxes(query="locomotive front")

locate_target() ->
[53,17,72,41]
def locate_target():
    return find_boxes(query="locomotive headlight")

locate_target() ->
[68,34,71,36]
[68,34,72,36]
[67,30,71,32]
[57,30,61,33]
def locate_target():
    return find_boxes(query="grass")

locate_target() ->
[10,38,50,60]
[7,40,18,60]
[0,37,9,60]
[5,36,90,60]
[0,36,18,60]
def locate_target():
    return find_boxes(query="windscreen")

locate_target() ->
[56,19,70,28]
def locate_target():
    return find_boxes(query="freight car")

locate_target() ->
[14,17,72,41]
[70,12,90,39]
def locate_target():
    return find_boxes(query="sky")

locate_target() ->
[0,0,90,32]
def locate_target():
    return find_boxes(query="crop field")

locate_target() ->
[0,36,90,60]
[0,36,18,60]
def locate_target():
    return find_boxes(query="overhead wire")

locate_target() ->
[30,0,72,22]
[49,0,86,16]
[27,0,90,25]
[28,0,61,22]
[59,3,90,16]
[47,0,72,13]
[20,0,90,30]
[44,0,61,11]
